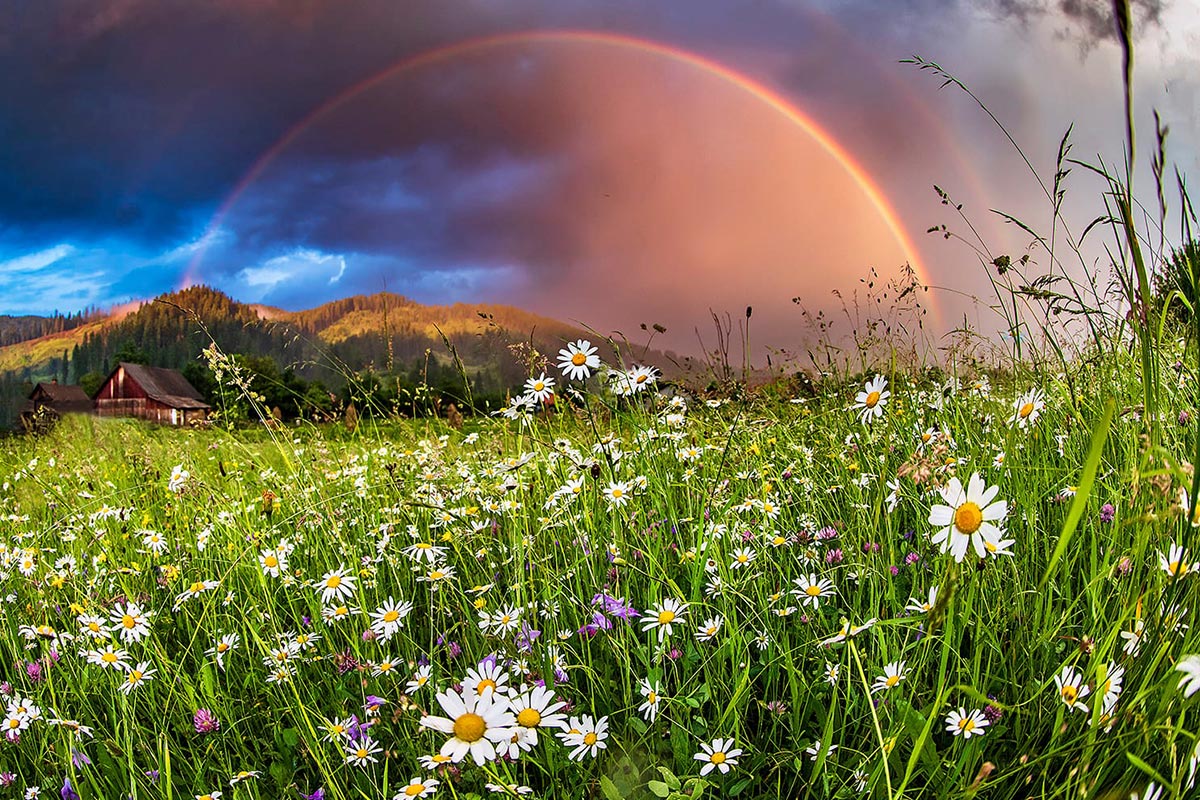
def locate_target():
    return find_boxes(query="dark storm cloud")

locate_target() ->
[985,0,1166,44]
[0,0,515,244]
[0,0,1193,348]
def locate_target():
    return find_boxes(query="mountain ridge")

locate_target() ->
[0,286,689,427]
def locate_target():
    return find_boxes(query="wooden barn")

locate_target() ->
[19,382,93,430]
[93,362,210,425]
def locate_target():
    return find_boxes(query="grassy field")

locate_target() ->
[3,7,1199,798]
[1,337,1199,799]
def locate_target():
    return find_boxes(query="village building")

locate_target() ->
[93,362,210,425]
[19,381,93,430]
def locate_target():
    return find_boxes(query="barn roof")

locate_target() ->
[112,362,210,410]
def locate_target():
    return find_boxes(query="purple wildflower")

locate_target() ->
[515,625,542,652]
[1099,503,1115,524]
[824,548,844,565]
[193,708,220,734]
[61,777,80,800]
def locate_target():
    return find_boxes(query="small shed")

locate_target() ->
[93,362,210,425]
[19,382,93,430]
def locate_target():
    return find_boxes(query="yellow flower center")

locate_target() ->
[453,712,487,742]
[356,748,368,759]
[122,615,136,629]
[405,785,427,797]
[429,571,444,580]
[959,718,975,732]
[326,575,342,588]
[7,718,20,729]
[572,352,587,366]
[477,679,497,693]
[647,691,657,703]
[383,610,400,623]
[805,585,822,596]
[88,622,101,633]
[710,751,727,764]
[128,670,142,683]
[1061,686,1077,703]
[954,502,983,535]
[264,555,278,567]
[583,732,598,745]
[1170,560,1185,576]
[534,382,545,392]
[737,554,749,563]
[636,374,648,384]
[865,391,881,408]
[886,675,900,687]
[517,708,542,727]
[102,652,117,663]
[1019,402,1035,419]
[658,610,676,625]
[415,543,431,549]
[611,489,623,499]
[189,581,206,594]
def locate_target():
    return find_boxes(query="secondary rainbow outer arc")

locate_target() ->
[183,29,940,325]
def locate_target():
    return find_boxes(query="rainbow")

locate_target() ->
[183,30,939,321]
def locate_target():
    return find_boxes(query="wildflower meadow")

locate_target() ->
[4,320,1200,800]
[3,6,1200,800]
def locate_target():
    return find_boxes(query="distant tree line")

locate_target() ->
[1,285,561,429]
[0,308,106,347]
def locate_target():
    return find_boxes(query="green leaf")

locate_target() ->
[728,777,752,796]
[898,699,939,774]
[279,727,300,748]
[1125,752,1170,787]
[658,766,682,790]
[199,663,216,702]
[600,775,624,800]
[1040,399,1114,589]
[647,780,670,798]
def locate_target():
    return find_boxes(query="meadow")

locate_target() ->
[4,7,1200,799]
[2,323,1200,800]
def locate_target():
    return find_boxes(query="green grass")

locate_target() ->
[0,345,1198,799]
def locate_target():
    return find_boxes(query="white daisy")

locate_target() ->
[928,473,1008,561]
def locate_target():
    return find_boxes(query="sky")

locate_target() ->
[1,0,1197,359]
